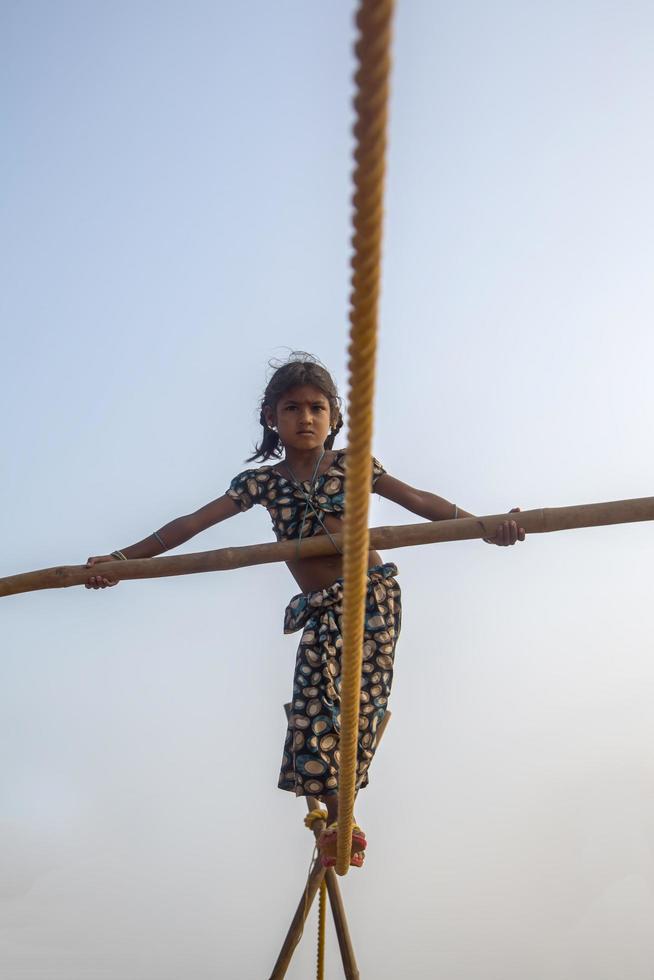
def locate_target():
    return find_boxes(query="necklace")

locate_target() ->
[282,449,341,555]
[283,449,325,491]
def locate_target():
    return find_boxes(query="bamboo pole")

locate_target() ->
[2,496,654,598]
[269,854,326,980]
[324,869,359,980]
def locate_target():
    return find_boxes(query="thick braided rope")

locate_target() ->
[316,878,327,979]
[336,0,395,876]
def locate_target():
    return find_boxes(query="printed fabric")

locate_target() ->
[278,563,401,797]
[225,450,386,541]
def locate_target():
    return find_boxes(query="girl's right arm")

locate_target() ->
[85,494,241,589]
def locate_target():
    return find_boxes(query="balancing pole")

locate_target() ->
[3,496,654,598]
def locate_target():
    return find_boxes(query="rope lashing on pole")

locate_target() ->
[337,0,395,876]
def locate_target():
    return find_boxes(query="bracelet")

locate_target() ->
[453,504,458,520]
[152,530,167,549]
[111,550,128,561]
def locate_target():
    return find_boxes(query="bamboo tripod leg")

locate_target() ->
[324,867,359,979]
[269,853,327,980]
[268,820,360,980]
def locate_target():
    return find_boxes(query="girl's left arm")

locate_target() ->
[374,474,526,546]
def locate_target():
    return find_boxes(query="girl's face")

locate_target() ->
[266,384,334,452]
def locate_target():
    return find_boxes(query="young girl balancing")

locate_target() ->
[85,353,526,869]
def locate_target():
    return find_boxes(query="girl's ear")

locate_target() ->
[263,405,276,430]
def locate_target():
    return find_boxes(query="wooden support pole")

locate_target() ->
[269,854,326,980]
[3,496,654,597]
[324,869,359,980]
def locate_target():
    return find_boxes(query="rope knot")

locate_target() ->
[304,809,329,830]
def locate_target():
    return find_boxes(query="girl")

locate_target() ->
[86,353,526,868]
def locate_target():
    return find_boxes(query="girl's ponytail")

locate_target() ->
[247,409,283,462]
[324,410,344,450]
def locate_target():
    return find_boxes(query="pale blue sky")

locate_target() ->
[3,2,654,977]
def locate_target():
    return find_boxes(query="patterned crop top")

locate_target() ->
[226,449,386,542]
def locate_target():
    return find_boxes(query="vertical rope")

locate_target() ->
[336,0,395,876]
[316,878,327,979]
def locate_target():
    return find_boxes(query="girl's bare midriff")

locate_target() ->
[285,512,382,593]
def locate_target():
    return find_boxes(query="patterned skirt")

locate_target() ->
[278,563,401,798]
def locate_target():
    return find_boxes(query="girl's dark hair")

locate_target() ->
[247,352,344,462]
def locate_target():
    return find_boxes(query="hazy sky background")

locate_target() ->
[3,1,654,977]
